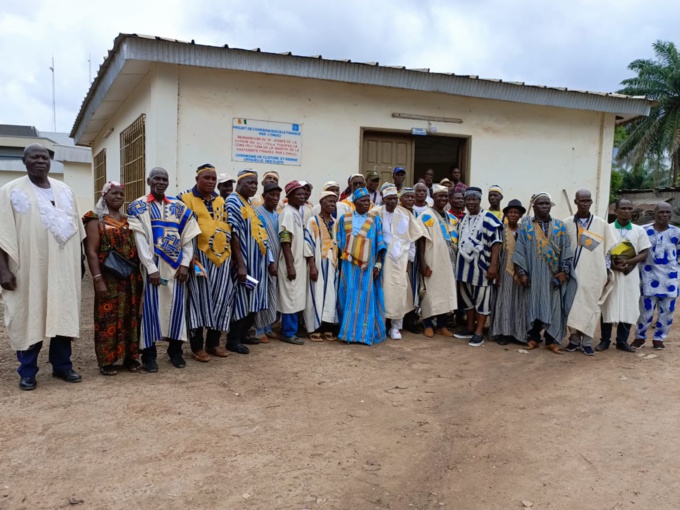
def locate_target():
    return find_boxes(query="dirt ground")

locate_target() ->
[1,277,680,510]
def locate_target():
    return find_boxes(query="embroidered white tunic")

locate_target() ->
[0,176,85,351]
[373,205,426,319]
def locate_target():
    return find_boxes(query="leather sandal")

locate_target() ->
[526,340,540,350]
[323,332,337,341]
[546,343,564,355]
[309,332,324,342]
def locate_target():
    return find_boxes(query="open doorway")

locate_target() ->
[413,136,468,185]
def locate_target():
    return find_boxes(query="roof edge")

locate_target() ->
[71,33,655,144]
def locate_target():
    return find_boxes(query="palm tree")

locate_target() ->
[617,40,680,183]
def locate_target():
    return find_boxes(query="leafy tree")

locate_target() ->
[617,40,680,183]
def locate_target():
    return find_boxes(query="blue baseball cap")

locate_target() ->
[393,166,406,174]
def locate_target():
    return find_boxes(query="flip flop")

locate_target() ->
[309,332,324,342]
[323,332,337,341]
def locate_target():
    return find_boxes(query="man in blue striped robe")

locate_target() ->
[178,164,234,362]
[336,187,386,345]
[226,169,277,354]
[128,167,201,372]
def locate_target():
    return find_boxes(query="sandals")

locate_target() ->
[323,332,337,341]
[309,332,324,342]
[100,365,118,376]
[123,358,142,372]
[546,343,564,355]
[526,340,540,350]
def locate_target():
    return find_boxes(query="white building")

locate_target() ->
[70,34,652,217]
[0,125,93,214]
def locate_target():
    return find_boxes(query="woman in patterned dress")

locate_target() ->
[83,182,143,375]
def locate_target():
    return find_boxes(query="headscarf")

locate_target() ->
[95,181,124,217]
[382,186,398,198]
[237,168,258,181]
[352,187,370,202]
[488,185,504,197]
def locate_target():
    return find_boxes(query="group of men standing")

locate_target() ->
[1,144,679,391]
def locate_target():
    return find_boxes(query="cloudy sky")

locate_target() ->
[0,0,677,134]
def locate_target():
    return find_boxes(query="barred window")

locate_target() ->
[120,114,146,206]
[93,149,106,203]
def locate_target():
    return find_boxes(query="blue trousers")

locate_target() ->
[281,313,299,338]
[16,336,72,378]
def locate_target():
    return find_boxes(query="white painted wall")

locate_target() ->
[93,63,616,218]
[63,161,94,214]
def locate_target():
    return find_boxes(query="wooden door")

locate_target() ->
[361,132,414,185]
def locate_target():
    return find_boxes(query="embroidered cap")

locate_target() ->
[382,186,398,198]
[237,168,258,181]
[488,185,504,196]
[399,187,415,198]
[323,180,340,191]
[196,163,216,175]
[432,184,449,195]
[352,187,370,201]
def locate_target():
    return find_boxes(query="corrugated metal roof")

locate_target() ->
[0,124,39,137]
[53,144,92,164]
[70,33,655,143]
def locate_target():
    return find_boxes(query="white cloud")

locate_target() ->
[0,0,677,134]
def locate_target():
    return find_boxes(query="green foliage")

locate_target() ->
[609,169,622,203]
[617,40,680,182]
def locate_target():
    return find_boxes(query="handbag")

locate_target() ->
[101,221,138,279]
[102,250,138,279]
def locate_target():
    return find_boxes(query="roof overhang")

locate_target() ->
[71,33,655,146]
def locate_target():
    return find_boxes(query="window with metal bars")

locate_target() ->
[119,114,146,207]
[93,149,106,203]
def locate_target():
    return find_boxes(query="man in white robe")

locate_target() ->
[418,184,458,338]
[304,191,339,338]
[563,189,617,355]
[127,167,200,372]
[373,186,425,339]
[598,198,651,351]
[277,181,308,344]
[0,144,85,390]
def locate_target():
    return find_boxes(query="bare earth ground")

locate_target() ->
[1,277,680,510]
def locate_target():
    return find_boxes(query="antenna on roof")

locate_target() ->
[49,56,56,131]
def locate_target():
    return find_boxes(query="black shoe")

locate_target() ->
[496,337,509,346]
[143,360,159,373]
[242,337,261,345]
[595,340,611,351]
[52,369,82,383]
[227,343,250,355]
[616,342,635,352]
[564,342,581,352]
[169,355,186,368]
[19,376,37,391]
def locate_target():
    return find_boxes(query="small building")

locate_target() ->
[612,188,680,225]
[0,124,93,213]
[71,34,652,217]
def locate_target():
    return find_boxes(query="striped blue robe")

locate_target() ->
[336,212,387,345]
[177,189,234,333]
[227,192,269,322]
[127,196,200,348]
[254,206,280,330]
